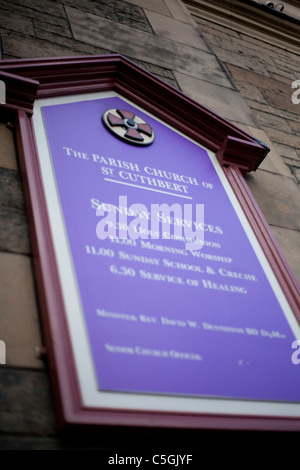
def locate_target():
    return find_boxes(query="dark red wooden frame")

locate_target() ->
[1,55,300,431]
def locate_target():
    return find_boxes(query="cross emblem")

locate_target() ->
[103,109,155,145]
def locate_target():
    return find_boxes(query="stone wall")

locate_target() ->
[0,0,300,449]
[187,11,300,282]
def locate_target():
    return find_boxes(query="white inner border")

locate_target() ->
[32,91,300,418]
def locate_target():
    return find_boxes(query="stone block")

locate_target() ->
[164,0,196,25]
[289,120,300,133]
[64,0,153,33]
[0,0,67,28]
[0,0,66,18]
[125,0,171,17]
[0,168,25,210]
[1,32,101,59]
[194,16,227,34]
[0,206,31,254]
[275,55,300,74]
[0,8,34,35]
[291,167,300,184]
[197,23,239,42]
[144,9,204,47]
[34,29,111,56]
[200,31,221,47]
[245,170,300,231]
[240,34,289,56]
[33,21,72,39]
[268,69,296,84]
[227,64,288,92]
[270,226,300,285]
[130,57,180,88]
[254,111,292,133]
[261,87,300,115]
[273,143,300,162]
[66,7,232,87]
[196,18,240,39]
[174,73,257,126]
[211,45,270,76]
[292,167,300,184]
[263,127,300,149]
[245,98,299,122]
[0,123,18,171]
[234,80,268,103]
[0,252,43,368]
[0,369,55,434]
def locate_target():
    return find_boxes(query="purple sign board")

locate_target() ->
[38,94,300,404]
